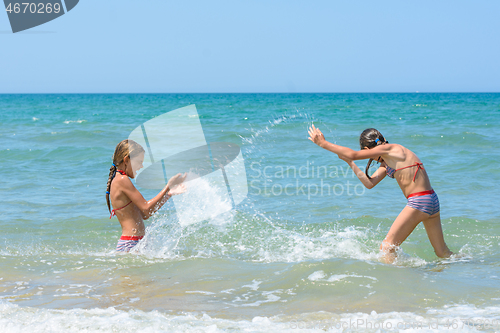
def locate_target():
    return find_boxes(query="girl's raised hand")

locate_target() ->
[167,172,187,189]
[308,124,326,146]
[169,183,187,196]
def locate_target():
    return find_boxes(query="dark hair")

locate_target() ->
[359,128,387,179]
[105,139,145,214]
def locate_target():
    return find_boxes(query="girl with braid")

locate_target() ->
[106,140,186,252]
[308,125,453,263]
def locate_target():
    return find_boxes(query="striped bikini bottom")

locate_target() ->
[116,235,144,252]
[406,189,440,216]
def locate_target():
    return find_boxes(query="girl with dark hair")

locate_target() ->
[308,125,452,263]
[106,139,187,252]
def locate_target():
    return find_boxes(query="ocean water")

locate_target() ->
[0,93,499,332]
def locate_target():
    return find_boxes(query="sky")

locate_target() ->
[1,0,499,93]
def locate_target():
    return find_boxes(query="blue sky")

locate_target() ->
[1,0,499,93]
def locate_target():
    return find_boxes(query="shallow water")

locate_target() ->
[1,93,499,332]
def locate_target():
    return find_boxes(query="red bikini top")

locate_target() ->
[385,163,424,182]
[109,169,132,219]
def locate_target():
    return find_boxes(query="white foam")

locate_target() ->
[327,274,350,282]
[239,291,281,307]
[308,270,326,281]
[63,120,86,124]
[254,225,384,264]
[186,290,216,295]
[242,280,262,291]
[1,302,499,332]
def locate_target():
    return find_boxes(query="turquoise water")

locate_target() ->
[1,93,499,332]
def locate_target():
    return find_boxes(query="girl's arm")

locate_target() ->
[339,156,386,189]
[120,173,187,220]
[308,125,391,160]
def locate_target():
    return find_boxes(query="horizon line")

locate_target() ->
[1,91,499,95]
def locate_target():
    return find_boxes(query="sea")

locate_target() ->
[0,93,499,332]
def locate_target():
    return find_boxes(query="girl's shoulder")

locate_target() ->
[386,142,404,149]
[385,144,407,161]
[112,174,133,189]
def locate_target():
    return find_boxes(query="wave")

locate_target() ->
[0,209,489,268]
[1,301,499,332]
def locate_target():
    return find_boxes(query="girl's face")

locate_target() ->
[129,152,145,179]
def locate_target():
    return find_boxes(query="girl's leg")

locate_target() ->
[422,213,452,258]
[380,205,428,263]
